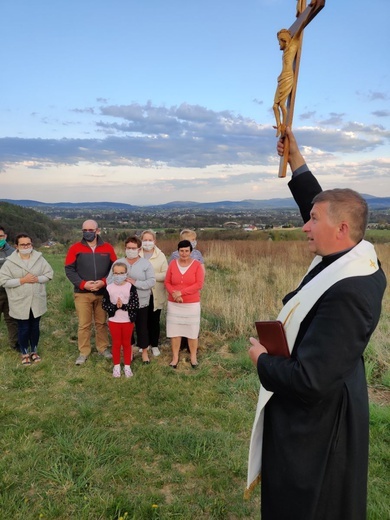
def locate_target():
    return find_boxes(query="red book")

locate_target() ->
[255,320,290,357]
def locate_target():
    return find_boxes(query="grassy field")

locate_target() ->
[0,241,389,519]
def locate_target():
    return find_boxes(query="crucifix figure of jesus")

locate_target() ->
[273,0,325,176]
[273,27,302,138]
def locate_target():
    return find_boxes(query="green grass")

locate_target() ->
[0,350,259,519]
[368,405,390,520]
[0,252,388,519]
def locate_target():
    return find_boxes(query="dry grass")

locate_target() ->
[158,239,390,384]
[155,237,390,389]
[201,240,309,335]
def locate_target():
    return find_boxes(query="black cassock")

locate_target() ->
[257,171,386,520]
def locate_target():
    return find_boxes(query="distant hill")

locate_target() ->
[361,195,390,210]
[0,199,140,211]
[1,195,390,211]
[150,199,298,210]
[0,202,71,244]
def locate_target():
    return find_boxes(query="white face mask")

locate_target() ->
[142,240,154,252]
[113,273,127,285]
[190,240,197,249]
[19,247,33,256]
[126,248,139,259]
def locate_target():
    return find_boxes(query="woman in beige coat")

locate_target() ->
[0,234,53,365]
[139,230,168,357]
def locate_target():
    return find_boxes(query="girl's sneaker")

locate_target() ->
[113,365,121,378]
[124,366,133,378]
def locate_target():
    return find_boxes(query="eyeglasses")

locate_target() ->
[18,243,32,248]
[82,229,97,232]
[126,246,139,250]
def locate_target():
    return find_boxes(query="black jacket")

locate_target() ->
[65,236,117,294]
[258,170,386,520]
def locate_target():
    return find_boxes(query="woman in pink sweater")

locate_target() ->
[164,240,205,369]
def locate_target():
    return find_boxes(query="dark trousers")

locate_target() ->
[147,294,161,348]
[17,310,41,355]
[0,288,18,348]
[133,306,149,349]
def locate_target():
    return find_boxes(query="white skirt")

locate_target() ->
[166,301,201,339]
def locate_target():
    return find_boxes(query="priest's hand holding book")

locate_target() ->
[248,320,290,366]
[248,337,268,367]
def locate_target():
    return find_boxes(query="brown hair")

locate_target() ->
[15,233,33,246]
[312,189,368,243]
[125,235,142,248]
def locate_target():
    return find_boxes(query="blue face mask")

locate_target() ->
[83,231,96,242]
[113,273,127,285]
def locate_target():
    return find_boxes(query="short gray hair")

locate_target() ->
[313,189,368,243]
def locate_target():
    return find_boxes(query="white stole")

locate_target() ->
[245,240,379,497]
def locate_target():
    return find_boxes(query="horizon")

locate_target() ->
[1,190,388,209]
[1,1,389,204]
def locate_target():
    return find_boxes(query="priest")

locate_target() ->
[247,127,386,520]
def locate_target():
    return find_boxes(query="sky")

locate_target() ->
[1,0,389,205]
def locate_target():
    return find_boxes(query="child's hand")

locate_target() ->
[117,297,123,308]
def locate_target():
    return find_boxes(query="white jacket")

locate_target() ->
[139,246,168,310]
[0,250,53,319]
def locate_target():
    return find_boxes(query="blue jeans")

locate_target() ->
[17,310,41,355]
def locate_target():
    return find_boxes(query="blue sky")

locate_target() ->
[1,0,389,204]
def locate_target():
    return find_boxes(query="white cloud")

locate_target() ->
[0,103,389,203]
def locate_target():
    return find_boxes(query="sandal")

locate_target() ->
[30,353,41,363]
[21,355,31,366]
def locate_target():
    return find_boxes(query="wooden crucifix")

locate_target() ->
[273,0,326,178]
